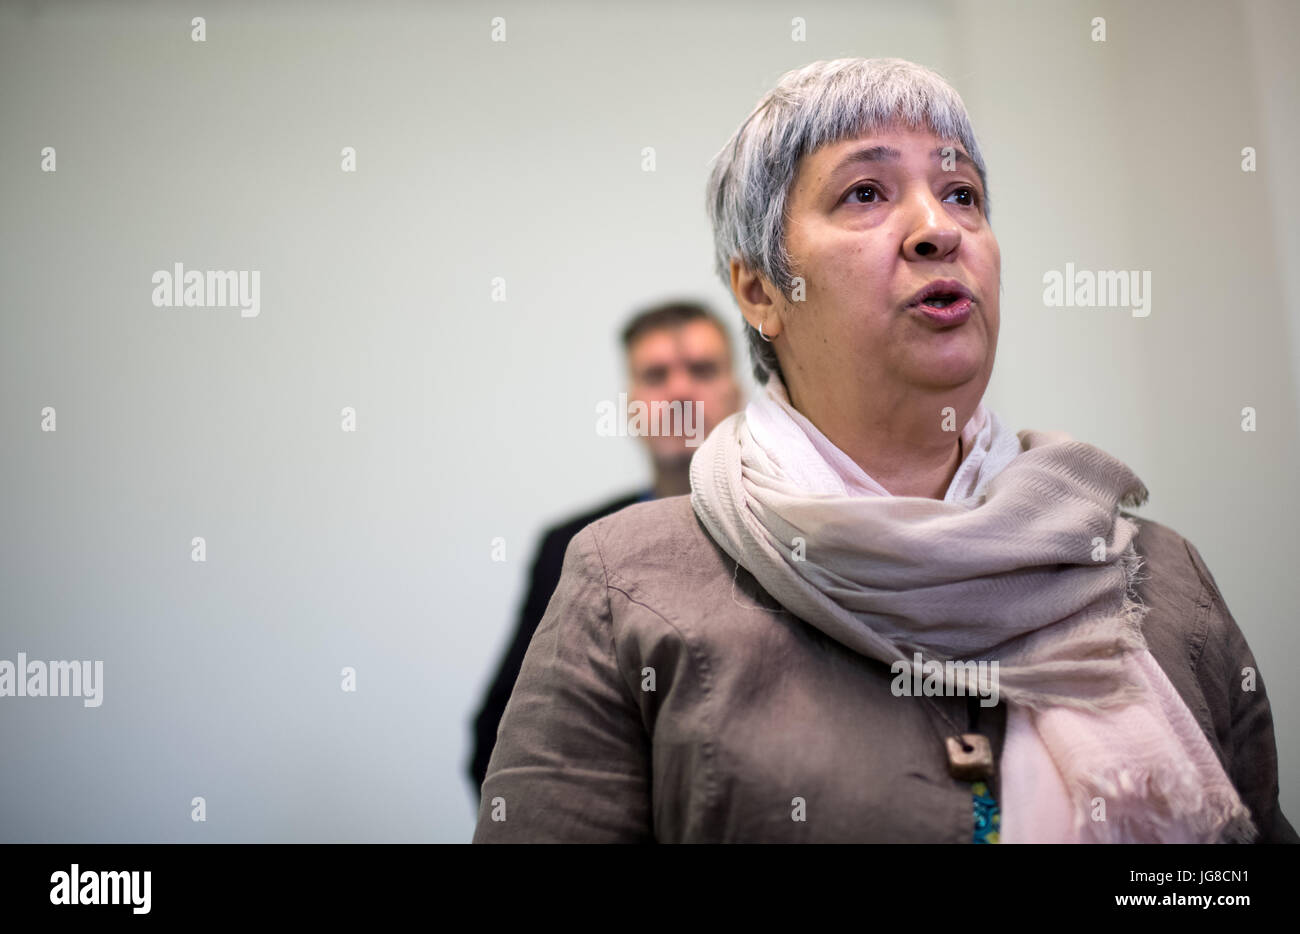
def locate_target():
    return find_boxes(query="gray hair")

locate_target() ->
[705,58,991,384]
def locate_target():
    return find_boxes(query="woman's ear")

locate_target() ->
[730,258,782,339]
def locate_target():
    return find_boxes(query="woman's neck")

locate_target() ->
[787,382,975,499]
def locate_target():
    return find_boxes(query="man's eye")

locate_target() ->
[946,186,978,207]
[689,362,720,380]
[844,184,880,205]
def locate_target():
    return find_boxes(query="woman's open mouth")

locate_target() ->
[914,295,972,326]
[906,279,974,327]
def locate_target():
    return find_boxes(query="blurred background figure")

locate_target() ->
[468,300,744,795]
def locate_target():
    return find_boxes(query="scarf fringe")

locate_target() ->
[1066,764,1258,843]
[973,585,1154,715]
[998,539,1155,713]
[1060,542,1258,843]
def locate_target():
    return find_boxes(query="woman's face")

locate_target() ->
[755,123,1000,412]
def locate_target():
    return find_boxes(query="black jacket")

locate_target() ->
[469,490,649,795]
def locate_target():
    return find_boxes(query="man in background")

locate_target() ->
[468,300,744,795]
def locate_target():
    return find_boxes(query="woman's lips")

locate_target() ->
[913,296,972,326]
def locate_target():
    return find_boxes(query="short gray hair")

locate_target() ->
[705,58,991,384]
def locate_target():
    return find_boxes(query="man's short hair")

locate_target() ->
[621,300,733,357]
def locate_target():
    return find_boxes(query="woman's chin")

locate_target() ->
[905,347,989,389]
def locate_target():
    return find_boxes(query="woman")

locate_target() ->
[473,58,1295,843]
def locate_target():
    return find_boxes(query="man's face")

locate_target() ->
[626,320,742,466]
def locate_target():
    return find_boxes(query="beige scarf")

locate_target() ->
[689,377,1256,842]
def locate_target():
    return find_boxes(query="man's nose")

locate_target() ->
[902,188,961,261]
[663,364,694,401]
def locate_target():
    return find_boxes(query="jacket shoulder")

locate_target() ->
[1122,511,1195,571]
[583,494,728,574]
[538,490,645,554]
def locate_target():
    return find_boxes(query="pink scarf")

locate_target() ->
[690,375,1257,842]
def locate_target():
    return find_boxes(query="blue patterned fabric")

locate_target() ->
[972,781,1001,843]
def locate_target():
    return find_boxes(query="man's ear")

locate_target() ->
[730,258,782,339]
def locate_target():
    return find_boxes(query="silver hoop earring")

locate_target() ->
[759,322,773,343]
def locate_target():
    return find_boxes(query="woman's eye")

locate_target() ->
[946,186,978,206]
[844,184,880,204]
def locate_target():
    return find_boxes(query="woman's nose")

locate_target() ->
[902,190,961,260]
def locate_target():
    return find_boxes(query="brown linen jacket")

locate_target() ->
[473,495,1297,843]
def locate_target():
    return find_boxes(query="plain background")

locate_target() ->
[1,0,1296,842]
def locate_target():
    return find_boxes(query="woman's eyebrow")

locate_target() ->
[828,145,977,179]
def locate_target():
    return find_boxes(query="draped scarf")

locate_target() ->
[688,376,1256,843]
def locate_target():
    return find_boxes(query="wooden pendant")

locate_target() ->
[946,733,994,781]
